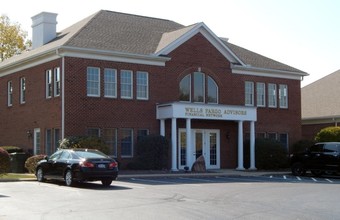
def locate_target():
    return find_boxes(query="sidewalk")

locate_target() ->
[0,169,291,182]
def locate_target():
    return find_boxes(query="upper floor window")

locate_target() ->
[268,83,277,108]
[179,72,218,104]
[256,82,265,107]
[87,67,100,97]
[20,77,26,104]
[46,69,52,98]
[54,67,60,97]
[7,81,13,106]
[279,84,288,108]
[104,68,117,98]
[120,70,133,99]
[136,71,148,100]
[245,81,254,106]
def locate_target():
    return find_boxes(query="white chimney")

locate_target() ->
[31,12,58,49]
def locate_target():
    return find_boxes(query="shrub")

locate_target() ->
[0,146,24,154]
[291,140,315,153]
[315,126,340,142]
[132,135,170,170]
[25,155,46,174]
[244,138,289,170]
[0,147,11,175]
[59,136,110,155]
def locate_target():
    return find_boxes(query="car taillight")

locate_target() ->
[109,161,118,169]
[80,161,95,168]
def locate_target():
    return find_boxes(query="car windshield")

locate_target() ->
[74,150,108,159]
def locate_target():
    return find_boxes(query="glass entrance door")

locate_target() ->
[178,129,220,170]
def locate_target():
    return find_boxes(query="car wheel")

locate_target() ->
[311,170,324,177]
[101,179,112,187]
[65,170,74,187]
[36,167,45,182]
[291,162,306,176]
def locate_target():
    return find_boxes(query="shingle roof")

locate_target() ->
[302,69,340,119]
[0,10,306,75]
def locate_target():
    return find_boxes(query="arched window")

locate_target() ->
[179,72,218,104]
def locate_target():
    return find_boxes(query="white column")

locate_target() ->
[236,121,245,170]
[160,119,165,136]
[171,118,178,171]
[186,118,191,170]
[249,121,256,170]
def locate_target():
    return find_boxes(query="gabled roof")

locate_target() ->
[302,69,340,120]
[0,10,307,79]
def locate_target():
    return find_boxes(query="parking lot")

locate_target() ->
[2,173,340,220]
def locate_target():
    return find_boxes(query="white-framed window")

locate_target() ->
[179,72,218,103]
[87,128,100,137]
[87,67,100,97]
[103,128,117,157]
[256,82,265,107]
[207,76,218,104]
[193,72,205,103]
[179,74,191,102]
[54,67,60,97]
[267,132,277,141]
[121,129,133,157]
[279,84,288,108]
[245,81,254,106]
[279,133,289,149]
[19,77,26,104]
[268,83,277,108]
[104,68,117,98]
[7,81,13,106]
[120,70,133,99]
[46,129,52,155]
[53,129,60,153]
[46,69,52,98]
[136,71,148,100]
[137,129,149,141]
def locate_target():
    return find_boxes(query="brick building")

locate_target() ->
[0,10,307,170]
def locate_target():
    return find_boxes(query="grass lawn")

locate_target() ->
[0,173,35,180]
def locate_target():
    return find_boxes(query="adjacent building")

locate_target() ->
[302,69,340,140]
[0,10,307,170]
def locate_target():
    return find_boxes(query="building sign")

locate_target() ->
[157,102,257,121]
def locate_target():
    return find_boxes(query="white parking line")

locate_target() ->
[311,177,317,182]
[296,176,301,181]
[115,181,145,189]
[283,175,287,180]
[179,177,214,182]
[325,179,333,183]
[130,178,175,184]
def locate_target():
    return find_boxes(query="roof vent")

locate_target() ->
[31,12,58,49]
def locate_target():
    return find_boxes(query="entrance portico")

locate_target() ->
[157,102,257,171]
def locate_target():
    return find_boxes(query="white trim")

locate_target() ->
[61,57,65,139]
[232,65,308,80]
[156,23,244,65]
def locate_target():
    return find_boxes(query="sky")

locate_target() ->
[2,0,339,87]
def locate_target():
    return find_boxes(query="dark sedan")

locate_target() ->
[36,148,118,187]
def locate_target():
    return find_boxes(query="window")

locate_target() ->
[179,75,191,102]
[54,129,60,153]
[279,84,288,108]
[104,68,117,98]
[245,81,254,106]
[87,128,100,137]
[207,76,218,104]
[7,81,13,106]
[103,129,117,157]
[193,72,204,102]
[256,82,265,107]
[137,129,149,141]
[120,70,133,99]
[19,77,26,104]
[46,69,52,98]
[121,129,133,157]
[54,67,60,97]
[268,83,277,108]
[87,67,100,97]
[136,71,148,100]
[46,129,52,155]
[267,132,277,140]
[279,133,288,149]
[179,72,218,103]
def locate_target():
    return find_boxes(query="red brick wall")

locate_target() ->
[0,59,62,153]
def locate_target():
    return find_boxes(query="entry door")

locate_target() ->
[33,128,41,155]
[194,130,220,169]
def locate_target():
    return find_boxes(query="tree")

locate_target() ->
[315,126,340,142]
[0,15,30,61]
